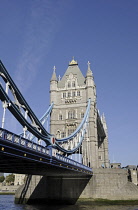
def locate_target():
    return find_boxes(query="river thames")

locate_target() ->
[0,195,138,210]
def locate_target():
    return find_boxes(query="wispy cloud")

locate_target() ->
[6,0,68,133]
[15,0,65,93]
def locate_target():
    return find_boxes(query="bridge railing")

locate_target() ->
[0,128,92,173]
[56,153,91,171]
[0,128,50,155]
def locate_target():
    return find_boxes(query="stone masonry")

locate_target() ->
[50,58,109,168]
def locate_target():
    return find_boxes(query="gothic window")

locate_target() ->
[61,132,66,138]
[63,92,66,98]
[98,155,102,160]
[68,110,75,119]
[59,114,62,120]
[68,129,75,135]
[77,90,80,96]
[56,131,60,139]
[72,81,75,87]
[68,92,71,97]
[72,91,76,97]
[68,81,71,88]
[81,112,84,118]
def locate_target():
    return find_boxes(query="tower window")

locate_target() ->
[77,90,80,96]
[98,155,102,160]
[63,92,66,98]
[68,129,75,135]
[61,132,66,138]
[68,92,71,97]
[68,82,71,88]
[56,131,60,138]
[59,114,63,120]
[72,81,75,87]
[72,91,76,97]
[68,110,75,119]
[81,112,84,118]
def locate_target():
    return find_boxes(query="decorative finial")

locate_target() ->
[87,61,91,69]
[69,57,78,66]
[53,66,56,73]
[58,75,61,81]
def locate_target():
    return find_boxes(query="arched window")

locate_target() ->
[61,132,66,138]
[72,81,75,87]
[68,111,73,119]
[68,110,75,119]
[68,92,71,97]
[68,81,71,88]
[63,92,66,98]
[56,131,60,138]
[77,90,80,96]
[68,129,75,135]
[81,112,84,118]
[72,91,76,97]
[59,114,62,120]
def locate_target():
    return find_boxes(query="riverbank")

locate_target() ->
[77,198,138,206]
[0,192,15,195]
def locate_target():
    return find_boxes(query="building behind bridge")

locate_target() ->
[50,58,109,168]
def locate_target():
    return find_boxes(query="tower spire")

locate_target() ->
[86,61,93,77]
[51,66,57,81]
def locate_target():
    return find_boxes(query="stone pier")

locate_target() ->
[15,168,138,204]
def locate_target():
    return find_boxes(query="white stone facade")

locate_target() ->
[14,174,25,186]
[50,59,109,168]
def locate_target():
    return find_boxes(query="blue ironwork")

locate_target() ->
[55,98,91,153]
[0,127,92,175]
[19,102,54,140]
[0,60,91,153]
[0,61,52,143]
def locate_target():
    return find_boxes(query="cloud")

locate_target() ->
[15,0,65,93]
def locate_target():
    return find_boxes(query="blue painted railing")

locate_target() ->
[0,128,92,173]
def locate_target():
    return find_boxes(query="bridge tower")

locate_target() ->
[50,58,109,168]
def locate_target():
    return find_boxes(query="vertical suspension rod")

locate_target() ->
[2,82,9,128]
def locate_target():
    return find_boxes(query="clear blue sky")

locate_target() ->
[0,0,138,167]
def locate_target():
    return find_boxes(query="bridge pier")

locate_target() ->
[15,174,90,204]
[15,169,138,205]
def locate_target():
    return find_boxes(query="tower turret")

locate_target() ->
[101,113,110,168]
[85,61,96,102]
[50,66,58,104]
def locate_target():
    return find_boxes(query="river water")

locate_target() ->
[0,195,138,210]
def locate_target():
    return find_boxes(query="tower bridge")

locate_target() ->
[0,58,122,204]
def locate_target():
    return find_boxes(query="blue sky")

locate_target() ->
[0,0,138,167]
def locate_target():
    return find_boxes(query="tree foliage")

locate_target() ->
[5,174,15,183]
[0,176,5,183]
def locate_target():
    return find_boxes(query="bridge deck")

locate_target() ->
[0,128,92,176]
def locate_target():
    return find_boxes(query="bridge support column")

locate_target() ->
[15,174,90,204]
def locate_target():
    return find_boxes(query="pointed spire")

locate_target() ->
[101,113,107,130]
[58,75,61,81]
[86,61,93,76]
[51,66,57,81]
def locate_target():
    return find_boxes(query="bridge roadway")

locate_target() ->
[0,128,92,176]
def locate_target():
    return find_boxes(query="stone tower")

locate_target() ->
[50,58,109,168]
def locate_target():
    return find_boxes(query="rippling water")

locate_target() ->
[0,195,138,210]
